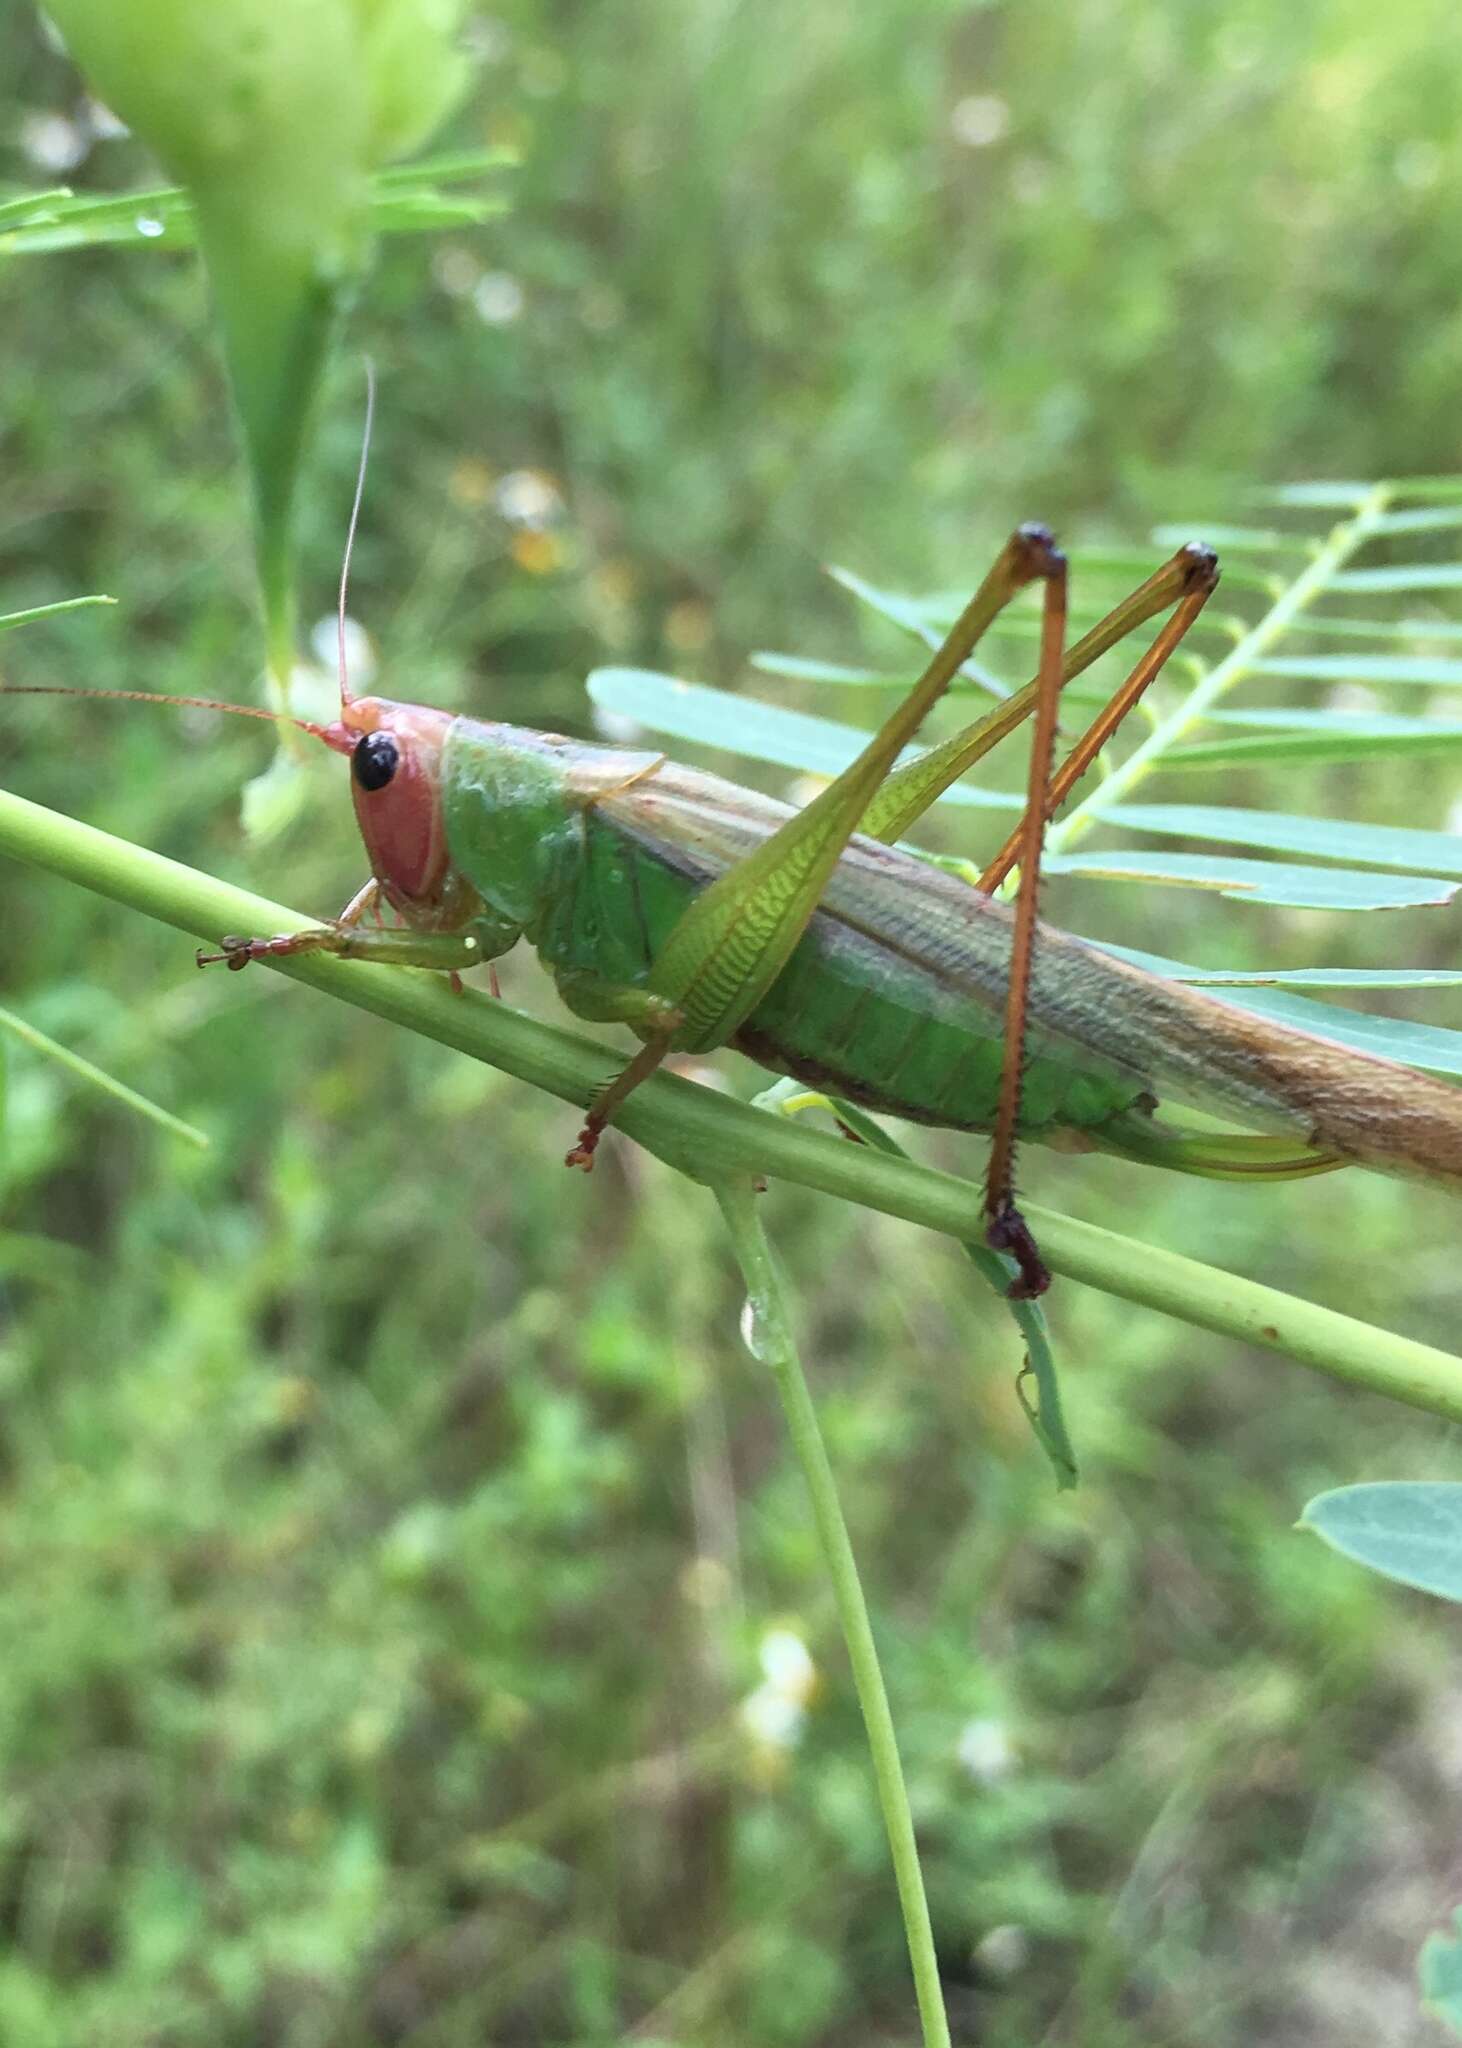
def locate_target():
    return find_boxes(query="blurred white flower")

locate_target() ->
[21,111,89,172]
[950,94,1009,148]
[495,469,563,528]
[473,271,526,325]
[740,1627,817,1751]
[974,1924,1030,1977]
[956,1715,1015,1783]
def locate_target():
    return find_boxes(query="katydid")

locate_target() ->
[15,527,1462,1299]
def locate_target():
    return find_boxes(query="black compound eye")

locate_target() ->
[352,731,400,792]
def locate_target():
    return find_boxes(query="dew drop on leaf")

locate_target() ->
[739,1295,773,1362]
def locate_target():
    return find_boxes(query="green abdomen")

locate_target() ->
[534,811,1141,1139]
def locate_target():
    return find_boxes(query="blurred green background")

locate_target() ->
[3,2,1462,2043]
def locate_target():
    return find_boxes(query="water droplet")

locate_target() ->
[739,1296,773,1362]
[135,215,164,238]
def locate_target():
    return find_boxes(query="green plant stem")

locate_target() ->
[715,1177,950,2048]
[0,1002,207,1147]
[2,783,1461,1422]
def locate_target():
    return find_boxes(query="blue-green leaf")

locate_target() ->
[1253,654,1462,686]
[1331,565,1462,593]
[1262,481,1374,508]
[1166,715,1462,768]
[1420,1911,1462,2038]
[1298,616,1462,643]
[827,568,1008,696]
[749,653,902,686]
[1101,802,1462,879]
[1300,1484,1462,1601]
[1051,849,1456,910]
[1372,504,1462,537]
[1150,522,1314,555]
[587,668,1017,810]
[1090,945,1462,1074]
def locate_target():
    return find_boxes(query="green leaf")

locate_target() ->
[0,1004,207,1147]
[1150,522,1314,555]
[1090,945,1462,1075]
[751,653,920,686]
[1298,616,1462,644]
[0,154,515,259]
[751,1079,1076,1489]
[1253,653,1462,685]
[1420,1910,1462,2038]
[1167,715,1462,768]
[1372,505,1462,537]
[587,668,1018,811]
[1051,849,1456,910]
[827,567,1008,696]
[1300,1483,1462,1601]
[1332,565,1462,593]
[1096,943,1462,992]
[1262,481,1374,508]
[43,0,476,688]
[1102,802,1462,879]
[0,594,115,632]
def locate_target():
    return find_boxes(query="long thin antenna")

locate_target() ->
[0,682,334,738]
[338,359,376,708]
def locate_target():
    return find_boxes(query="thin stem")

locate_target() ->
[1,785,1460,1423]
[0,1000,207,1148]
[715,1178,951,2048]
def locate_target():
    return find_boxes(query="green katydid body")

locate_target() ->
[436,716,1462,1186]
[443,720,1140,1145]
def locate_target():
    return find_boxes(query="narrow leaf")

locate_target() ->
[1253,654,1462,686]
[1095,942,1462,992]
[1298,616,1462,644]
[0,594,116,632]
[827,567,1007,697]
[1101,802,1462,879]
[1263,482,1374,508]
[1420,1912,1462,2037]
[587,668,1018,810]
[1300,1483,1462,1601]
[749,653,902,685]
[1166,720,1462,768]
[1331,566,1462,594]
[1050,849,1457,910]
[1090,944,1462,1074]
[0,1004,207,1147]
[1371,505,1462,536]
[1150,522,1314,555]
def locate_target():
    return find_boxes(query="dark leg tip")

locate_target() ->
[1180,541,1221,594]
[564,1123,601,1172]
[986,1202,1052,1300]
[1014,522,1065,579]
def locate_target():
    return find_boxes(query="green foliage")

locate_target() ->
[1301,1483,1462,1602]
[1422,1911,1462,2037]
[5,1,1462,2042]
[42,0,476,690]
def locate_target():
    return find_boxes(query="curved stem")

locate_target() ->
[2,784,1461,1423]
[716,1178,950,2048]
